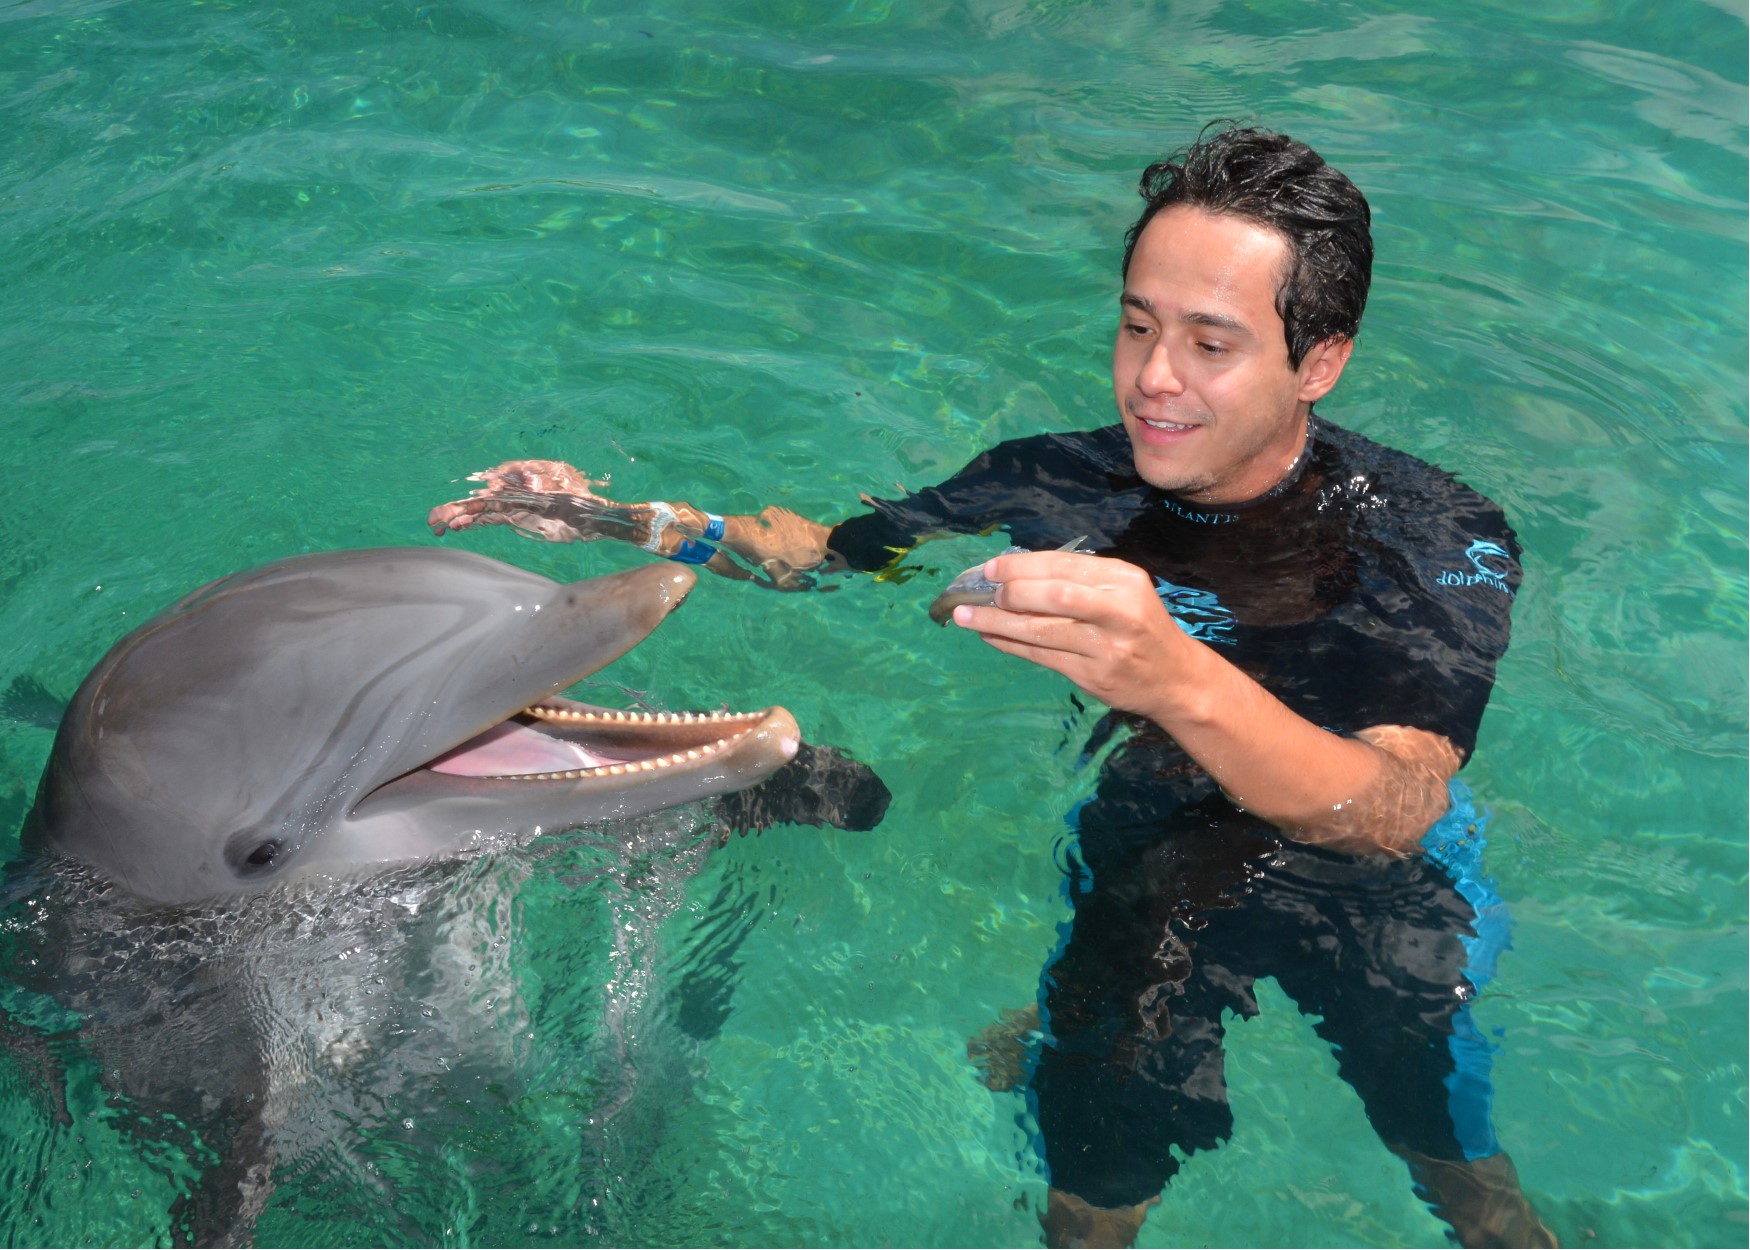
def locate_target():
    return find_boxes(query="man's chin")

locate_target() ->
[1128,444,1212,496]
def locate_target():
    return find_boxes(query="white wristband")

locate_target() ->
[641,501,679,553]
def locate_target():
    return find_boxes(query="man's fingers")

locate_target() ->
[462,460,599,497]
[977,551,1158,624]
[429,496,582,542]
[429,500,488,534]
[983,548,1114,586]
[969,622,1087,679]
[952,601,1089,656]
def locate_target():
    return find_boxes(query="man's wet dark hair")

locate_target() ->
[1122,123,1373,369]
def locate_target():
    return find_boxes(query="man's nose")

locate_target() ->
[1137,341,1184,396]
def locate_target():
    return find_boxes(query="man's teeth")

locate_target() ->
[1144,418,1196,430]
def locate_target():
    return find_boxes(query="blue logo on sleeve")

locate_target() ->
[1436,541,1515,595]
[1154,578,1237,643]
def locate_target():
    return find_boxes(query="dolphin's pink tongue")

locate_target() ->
[428,720,617,777]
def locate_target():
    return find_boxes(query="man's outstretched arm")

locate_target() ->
[427,460,838,590]
[955,548,1461,854]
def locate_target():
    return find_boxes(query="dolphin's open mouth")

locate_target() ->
[425,696,797,782]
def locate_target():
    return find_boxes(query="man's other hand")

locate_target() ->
[428,460,644,546]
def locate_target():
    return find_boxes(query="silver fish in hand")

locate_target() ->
[927,536,1093,626]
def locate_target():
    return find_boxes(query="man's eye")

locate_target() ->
[1124,321,1152,336]
[1197,340,1228,356]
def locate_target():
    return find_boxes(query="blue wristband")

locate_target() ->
[669,538,719,565]
[703,513,726,541]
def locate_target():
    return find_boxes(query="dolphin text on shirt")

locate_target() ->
[1436,541,1515,595]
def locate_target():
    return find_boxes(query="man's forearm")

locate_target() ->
[955,549,1460,855]
[428,461,844,590]
[1146,640,1459,854]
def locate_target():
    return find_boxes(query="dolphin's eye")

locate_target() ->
[225,831,289,876]
[243,841,281,868]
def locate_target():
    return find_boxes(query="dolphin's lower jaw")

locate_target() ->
[331,697,802,865]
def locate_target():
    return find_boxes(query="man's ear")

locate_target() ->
[1296,337,1354,404]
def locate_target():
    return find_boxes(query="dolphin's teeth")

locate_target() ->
[686,749,701,761]
[525,701,771,731]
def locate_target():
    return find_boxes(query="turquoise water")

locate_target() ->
[0,1,1743,1245]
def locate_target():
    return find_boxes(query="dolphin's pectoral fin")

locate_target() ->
[0,1001,73,1129]
[712,742,892,836]
[167,1099,276,1250]
[1,674,68,732]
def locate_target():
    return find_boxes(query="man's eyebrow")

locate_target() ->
[1180,310,1252,335]
[1119,294,1253,337]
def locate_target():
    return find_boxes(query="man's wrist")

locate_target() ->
[1133,627,1222,734]
[630,500,834,589]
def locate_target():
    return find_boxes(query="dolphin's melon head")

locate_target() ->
[23,548,800,905]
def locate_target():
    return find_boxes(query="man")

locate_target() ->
[430,124,1555,1248]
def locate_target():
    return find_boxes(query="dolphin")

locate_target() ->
[3,545,886,1245]
[21,546,810,906]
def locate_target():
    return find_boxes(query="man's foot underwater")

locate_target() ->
[1398,1147,1561,1248]
[1039,1187,1159,1249]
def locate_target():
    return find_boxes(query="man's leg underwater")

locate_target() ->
[1006,798,1293,1248]
[967,1004,1163,1250]
[966,961,1229,1246]
[1266,834,1558,1249]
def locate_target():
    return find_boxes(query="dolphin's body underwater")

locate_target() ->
[3,546,884,1245]
[23,546,806,905]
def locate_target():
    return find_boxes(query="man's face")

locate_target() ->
[1113,205,1350,503]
